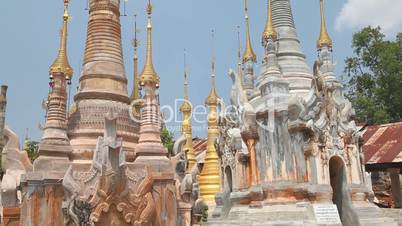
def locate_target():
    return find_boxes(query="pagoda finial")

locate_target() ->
[140,0,159,86]
[237,25,242,64]
[49,0,73,80]
[262,0,278,43]
[317,0,333,50]
[206,30,218,106]
[184,49,189,101]
[131,14,140,101]
[180,49,196,170]
[237,26,244,78]
[211,29,216,86]
[243,0,257,63]
[180,49,191,113]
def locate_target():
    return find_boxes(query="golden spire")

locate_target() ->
[49,0,73,79]
[242,0,257,63]
[206,30,218,106]
[262,0,278,42]
[317,0,333,50]
[180,49,196,170]
[140,0,159,85]
[131,14,140,101]
[200,30,221,202]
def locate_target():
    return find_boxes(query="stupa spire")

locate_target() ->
[237,26,243,76]
[262,0,278,43]
[140,0,159,86]
[200,30,221,203]
[49,0,73,80]
[242,0,256,63]
[316,0,337,83]
[317,0,333,50]
[180,49,196,170]
[260,0,280,75]
[206,30,218,106]
[68,0,138,160]
[135,0,167,157]
[270,0,312,94]
[130,14,140,102]
[241,0,256,97]
[34,0,72,172]
[181,49,191,110]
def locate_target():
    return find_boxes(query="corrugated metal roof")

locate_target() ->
[363,122,402,164]
[192,138,207,163]
[192,138,207,155]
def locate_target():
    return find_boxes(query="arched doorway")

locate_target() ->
[224,166,233,193]
[329,156,361,226]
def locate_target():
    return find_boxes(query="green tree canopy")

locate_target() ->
[160,127,174,155]
[345,26,402,124]
[24,140,39,162]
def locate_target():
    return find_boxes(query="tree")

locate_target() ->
[344,26,402,124]
[160,127,174,155]
[24,140,39,162]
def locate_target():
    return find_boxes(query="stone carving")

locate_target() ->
[1,127,33,207]
[172,134,206,225]
[63,113,156,226]
[63,198,92,226]
[216,68,257,196]
[290,60,358,154]
[228,69,257,135]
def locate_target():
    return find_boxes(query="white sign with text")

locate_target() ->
[313,204,341,225]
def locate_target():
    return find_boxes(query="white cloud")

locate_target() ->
[335,0,402,36]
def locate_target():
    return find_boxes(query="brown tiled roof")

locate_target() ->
[363,122,402,164]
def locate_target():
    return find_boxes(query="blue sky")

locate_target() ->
[0,0,401,142]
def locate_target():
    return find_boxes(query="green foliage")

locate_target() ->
[160,127,174,155]
[24,140,39,162]
[344,26,402,124]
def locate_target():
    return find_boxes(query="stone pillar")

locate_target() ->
[241,130,259,187]
[388,168,402,208]
[178,202,192,226]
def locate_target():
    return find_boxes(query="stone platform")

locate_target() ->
[205,202,398,226]
[205,203,317,226]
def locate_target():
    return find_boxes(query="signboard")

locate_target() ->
[313,204,341,225]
